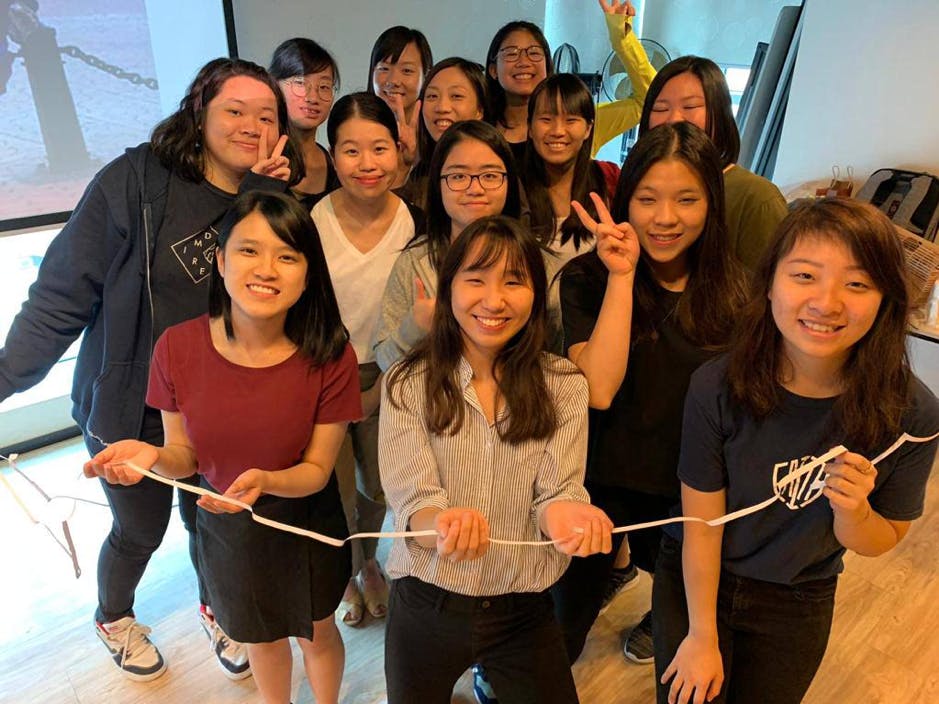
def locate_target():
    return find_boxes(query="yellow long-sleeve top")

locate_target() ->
[591,13,657,157]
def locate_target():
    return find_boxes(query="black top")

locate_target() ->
[151,174,233,346]
[294,143,341,211]
[561,251,714,496]
[672,355,939,584]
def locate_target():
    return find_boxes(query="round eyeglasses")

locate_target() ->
[440,172,508,191]
[498,45,546,63]
[284,77,335,101]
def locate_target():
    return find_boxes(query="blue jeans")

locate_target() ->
[652,535,836,704]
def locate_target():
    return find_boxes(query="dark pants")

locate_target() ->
[652,535,836,704]
[385,576,579,704]
[93,410,204,623]
[552,483,676,663]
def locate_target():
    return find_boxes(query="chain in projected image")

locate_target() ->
[58,45,159,90]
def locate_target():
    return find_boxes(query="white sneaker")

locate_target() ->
[96,616,167,681]
[199,607,251,680]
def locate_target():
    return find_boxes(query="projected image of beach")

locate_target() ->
[0,0,230,225]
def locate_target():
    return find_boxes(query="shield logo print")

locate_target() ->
[772,456,828,510]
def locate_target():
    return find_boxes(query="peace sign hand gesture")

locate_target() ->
[387,94,421,167]
[598,0,636,17]
[571,192,640,278]
[251,125,291,182]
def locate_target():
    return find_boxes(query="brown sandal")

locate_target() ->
[358,569,389,619]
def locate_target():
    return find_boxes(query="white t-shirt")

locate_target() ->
[312,195,415,364]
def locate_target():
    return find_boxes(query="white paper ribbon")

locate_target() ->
[111,430,938,548]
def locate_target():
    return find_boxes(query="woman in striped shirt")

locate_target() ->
[379,215,612,703]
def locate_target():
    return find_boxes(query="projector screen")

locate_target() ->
[0,0,234,230]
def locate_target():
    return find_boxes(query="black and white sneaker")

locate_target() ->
[599,562,641,614]
[200,606,251,680]
[96,616,167,681]
[622,610,655,665]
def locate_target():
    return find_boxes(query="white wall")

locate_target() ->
[231,0,546,99]
[774,0,939,191]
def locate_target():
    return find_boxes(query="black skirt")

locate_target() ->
[197,472,352,642]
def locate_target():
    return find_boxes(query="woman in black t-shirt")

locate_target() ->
[553,122,747,664]
[656,199,939,704]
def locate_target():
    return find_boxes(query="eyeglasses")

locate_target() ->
[440,171,507,191]
[498,45,546,63]
[284,77,334,101]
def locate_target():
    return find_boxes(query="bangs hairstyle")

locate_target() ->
[611,122,747,346]
[413,58,490,180]
[326,92,400,150]
[639,56,740,168]
[151,58,303,186]
[486,21,555,128]
[524,73,606,248]
[727,198,912,450]
[367,26,433,89]
[388,215,560,443]
[420,120,522,274]
[269,37,340,87]
[209,190,348,365]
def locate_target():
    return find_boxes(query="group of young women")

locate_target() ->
[1,2,936,704]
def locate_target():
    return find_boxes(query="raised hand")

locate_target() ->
[542,500,614,557]
[251,125,291,181]
[83,440,158,486]
[661,634,724,704]
[388,94,421,167]
[824,451,877,520]
[197,468,267,514]
[435,507,491,562]
[599,0,636,17]
[571,192,640,277]
[412,277,436,332]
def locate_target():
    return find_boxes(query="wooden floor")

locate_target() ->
[1,439,937,703]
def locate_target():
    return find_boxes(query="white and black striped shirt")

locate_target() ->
[379,354,590,596]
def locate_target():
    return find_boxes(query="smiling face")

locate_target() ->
[647,71,708,133]
[372,41,424,113]
[201,75,280,191]
[421,66,484,142]
[439,138,509,237]
[216,210,308,327]
[280,67,334,132]
[490,30,548,100]
[628,157,708,288]
[451,240,534,368]
[331,116,399,201]
[770,235,883,384]
[529,93,592,170]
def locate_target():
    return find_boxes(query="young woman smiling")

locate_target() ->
[552,122,748,666]
[311,92,423,627]
[269,37,341,208]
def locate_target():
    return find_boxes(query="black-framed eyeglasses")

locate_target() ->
[498,45,546,63]
[284,77,335,101]
[440,172,507,191]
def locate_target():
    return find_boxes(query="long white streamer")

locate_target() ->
[111,430,939,548]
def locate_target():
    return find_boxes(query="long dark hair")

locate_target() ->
[610,122,747,346]
[209,191,348,364]
[387,216,562,442]
[486,21,554,128]
[150,58,301,186]
[269,37,340,87]
[639,56,740,168]
[523,73,606,248]
[419,120,522,274]
[367,26,433,92]
[727,199,912,450]
[326,92,400,149]
[412,57,489,180]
